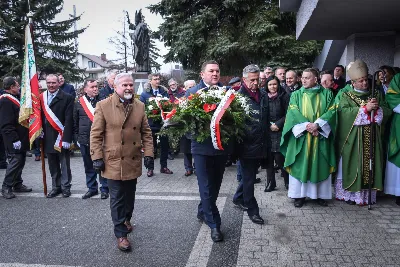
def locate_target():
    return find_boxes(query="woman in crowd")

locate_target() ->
[264,76,290,192]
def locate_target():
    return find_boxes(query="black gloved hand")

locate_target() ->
[144,156,154,169]
[93,159,105,174]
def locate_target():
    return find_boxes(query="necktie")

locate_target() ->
[154,90,158,96]
[48,93,54,104]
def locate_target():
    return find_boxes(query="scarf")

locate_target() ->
[242,82,260,103]
[268,91,278,99]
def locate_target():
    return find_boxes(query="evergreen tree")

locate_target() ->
[0,0,86,81]
[148,0,323,75]
[149,32,162,72]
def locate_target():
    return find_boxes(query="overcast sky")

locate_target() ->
[58,0,174,73]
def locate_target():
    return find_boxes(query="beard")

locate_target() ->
[124,93,133,100]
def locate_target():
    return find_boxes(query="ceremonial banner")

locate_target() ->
[19,24,42,147]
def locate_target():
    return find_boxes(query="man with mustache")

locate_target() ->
[90,73,154,251]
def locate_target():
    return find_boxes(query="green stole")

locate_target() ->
[280,86,336,184]
[336,87,392,192]
[386,73,400,168]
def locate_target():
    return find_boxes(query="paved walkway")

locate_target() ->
[0,154,400,267]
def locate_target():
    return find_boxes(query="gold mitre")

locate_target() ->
[347,59,368,81]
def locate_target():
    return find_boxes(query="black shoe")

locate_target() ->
[101,192,109,199]
[316,198,328,207]
[197,213,204,222]
[232,199,248,211]
[47,188,62,198]
[1,187,15,199]
[264,182,276,192]
[294,198,305,208]
[147,169,154,177]
[62,189,71,198]
[249,214,265,225]
[13,184,32,192]
[396,197,400,206]
[0,164,7,169]
[255,178,262,184]
[82,190,98,199]
[225,160,232,167]
[210,228,224,242]
[345,200,356,205]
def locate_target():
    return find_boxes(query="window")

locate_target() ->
[88,61,96,69]
[88,73,97,79]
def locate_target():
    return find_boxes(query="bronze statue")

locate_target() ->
[127,9,150,73]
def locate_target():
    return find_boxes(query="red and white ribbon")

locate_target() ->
[210,89,236,150]
[79,96,95,122]
[0,94,20,107]
[40,91,64,152]
[154,98,177,123]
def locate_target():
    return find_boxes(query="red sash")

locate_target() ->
[40,91,64,152]
[0,94,20,107]
[79,96,95,122]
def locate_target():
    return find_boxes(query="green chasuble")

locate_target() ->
[280,86,336,184]
[386,73,400,168]
[335,88,392,192]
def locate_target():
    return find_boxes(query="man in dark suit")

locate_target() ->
[139,73,173,177]
[99,72,117,100]
[74,78,109,199]
[185,60,229,242]
[41,74,74,198]
[232,65,268,225]
[0,88,7,169]
[0,77,32,199]
[333,65,346,90]
[58,73,76,99]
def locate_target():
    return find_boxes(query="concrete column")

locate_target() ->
[346,33,396,73]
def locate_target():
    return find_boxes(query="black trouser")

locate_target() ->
[151,132,169,169]
[2,153,26,189]
[80,145,108,193]
[266,152,288,187]
[47,150,72,190]
[233,158,260,216]
[194,154,227,229]
[0,134,7,167]
[108,179,137,238]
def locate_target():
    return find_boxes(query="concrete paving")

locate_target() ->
[0,153,400,267]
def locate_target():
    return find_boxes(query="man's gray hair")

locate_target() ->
[184,80,196,89]
[46,74,59,82]
[114,73,133,86]
[286,70,297,77]
[107,71,118,79]
[264,66,272,72]
[243,64,260,78]
[168,78,177,86]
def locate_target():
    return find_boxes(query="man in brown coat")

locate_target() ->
[90,73,153,252]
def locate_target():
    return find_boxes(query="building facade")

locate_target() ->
[280,0,400,75]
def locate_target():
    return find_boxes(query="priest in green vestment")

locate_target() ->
[280,68,336,208]
[384,73,400,205]
[335,60,392,205]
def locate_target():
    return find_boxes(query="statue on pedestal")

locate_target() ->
[127,9,150,73]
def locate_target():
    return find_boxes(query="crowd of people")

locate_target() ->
[0,58,399,251]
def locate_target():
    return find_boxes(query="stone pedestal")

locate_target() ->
[132,72,149,95]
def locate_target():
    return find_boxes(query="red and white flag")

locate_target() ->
[19,23,42,147]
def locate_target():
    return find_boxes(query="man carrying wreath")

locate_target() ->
[185,60,229,242]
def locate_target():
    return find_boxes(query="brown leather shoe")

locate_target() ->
[125,221,133,233]
[160,167,173,174]
[117,237,131,251]
[184,170,193,177]
[147,170,154,177]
